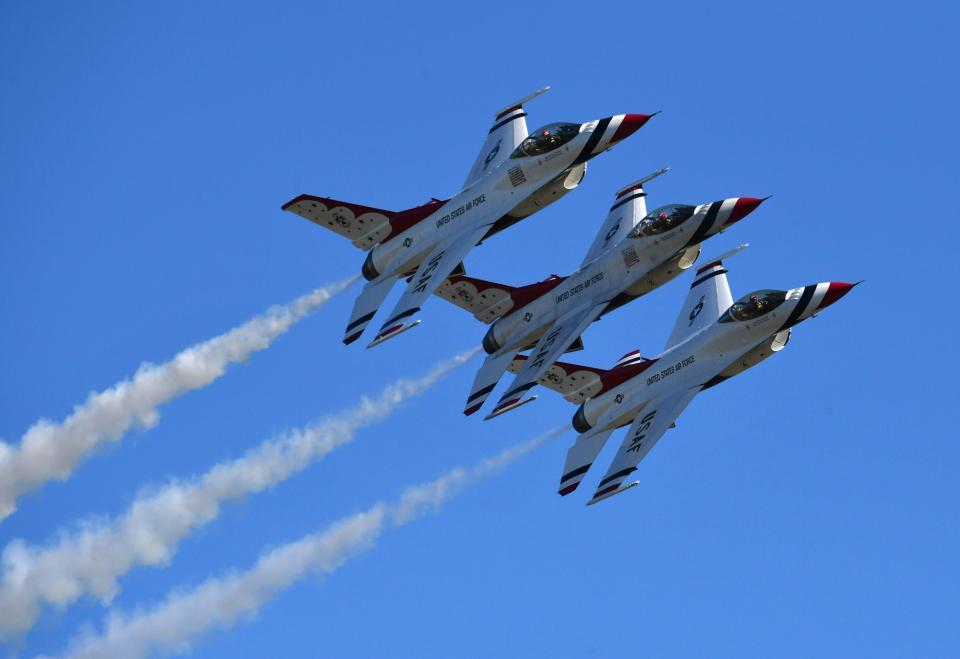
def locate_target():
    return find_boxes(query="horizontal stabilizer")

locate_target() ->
[559,428,615,495]
[344,276,396,344]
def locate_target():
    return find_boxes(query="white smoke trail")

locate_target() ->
[0,348,479,639]
[54,428,563,659]
[0,277,357,521]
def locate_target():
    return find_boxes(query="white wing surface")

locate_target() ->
[588,388,698,504]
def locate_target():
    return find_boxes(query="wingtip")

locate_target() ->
[483,396,538,420]
[366,320,422,348]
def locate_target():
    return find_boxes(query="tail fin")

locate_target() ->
[282,195,445,250]
[664,244,747,350]
[580,167,669,268]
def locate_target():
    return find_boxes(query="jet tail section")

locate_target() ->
[465,351,516,416]
[559,428,615,495]
[344,276,396,344]
[579,167,669,268]
[461,86,549,190]
[664,244,747,350]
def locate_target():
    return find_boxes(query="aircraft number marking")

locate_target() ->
[646,355,695,386]
[627,410,657,453]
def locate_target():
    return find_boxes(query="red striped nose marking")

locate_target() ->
[727,196,767,224]
[818,282,858,310]
[610,114,655,142]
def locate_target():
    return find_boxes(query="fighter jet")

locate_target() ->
[433,168,766,418]
[502,248,857,505]
[281,86,654,347]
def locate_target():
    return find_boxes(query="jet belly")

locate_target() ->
[551,261,616,315]
[377,182,514,279]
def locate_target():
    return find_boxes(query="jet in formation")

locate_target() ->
[501,248,857,504]
[433,168,767,418]
[282,86,654,347]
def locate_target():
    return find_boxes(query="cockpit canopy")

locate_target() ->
[719,289,787,322]
[511,123,581,158]
[629,204,696,238]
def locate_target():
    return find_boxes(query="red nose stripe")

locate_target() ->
[611,114,654,142]
[818,282,856,310]
[727,197,766,224]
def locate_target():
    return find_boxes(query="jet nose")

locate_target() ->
[609,113,656,142]
[727,196,769,224]
[817,281,859,310]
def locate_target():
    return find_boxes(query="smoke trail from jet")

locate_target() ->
[54,428,562,659]
[0,347,479,640]
[0,277,358,522]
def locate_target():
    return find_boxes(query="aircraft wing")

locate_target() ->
[369,224,491,346]
[487,301,607,418]
[588,387,699,505]
[506,354,605,404]
[461,87,548,191]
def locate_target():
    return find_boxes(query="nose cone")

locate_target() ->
[818,281,859,310]
[610,113,655,142]
[727,196,768,224]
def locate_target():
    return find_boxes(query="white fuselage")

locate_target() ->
[364,122,607,281]
[485,202,718,353]
[574,284,824,433]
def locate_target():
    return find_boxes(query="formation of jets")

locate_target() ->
[283,87,856,505]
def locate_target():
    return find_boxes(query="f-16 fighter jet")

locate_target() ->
[503,248,857,505]
[281,86,654,347]
[434,168,766,418]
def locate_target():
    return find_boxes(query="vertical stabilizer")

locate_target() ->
[664,244,747,350]
[579,168,669,268]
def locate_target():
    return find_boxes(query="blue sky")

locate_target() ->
[2,1,958,657]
